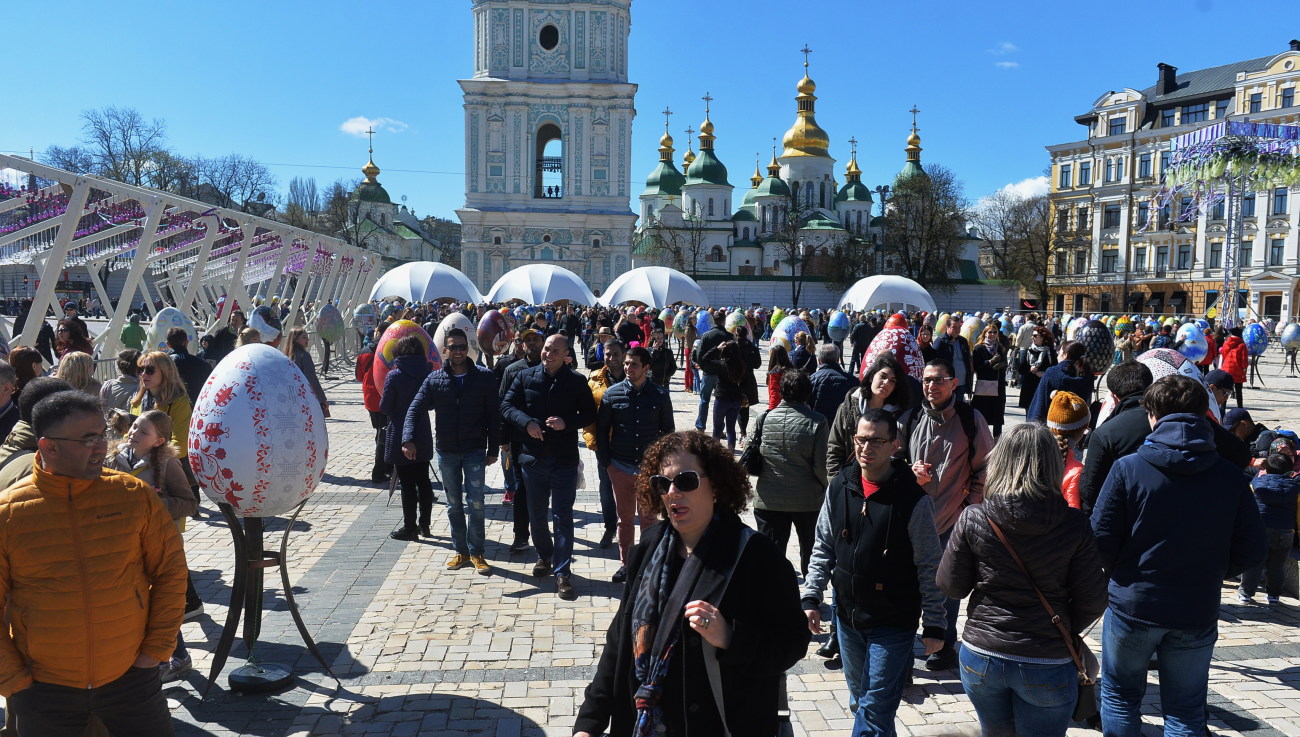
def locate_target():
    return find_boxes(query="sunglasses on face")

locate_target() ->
[445,344,469,352]
[649,470,703,495]
[138,365,157,375]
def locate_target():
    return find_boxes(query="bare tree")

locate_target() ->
[321,179,355,236]
[42,145,95,174]
[419,215,462,265]
[972,190,1054,306]
[79,106,169,186]
[641,202,711,277]
[823,235,878,293]
[146,152,197,195]
[763,197,835,308]
[881,164,969,293]
[284,176,321,229]
[193,154,278,211]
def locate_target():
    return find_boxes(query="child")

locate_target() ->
[1239,451,1300,606]
[1046,390,1090,509]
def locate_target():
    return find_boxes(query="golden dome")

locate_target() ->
[907,130,921,148]
[750,162,764,186]
[683,148,697,166]
[846,156,861,177]
[700,116,715,137]
[782,116,831,158]
[660,131,675,149]
[362,157,380,181]
[797,74,816,95]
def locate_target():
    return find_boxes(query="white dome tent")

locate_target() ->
[599,266,709,308]
[837,275,937,314]
[369,262,483,304]
[487,264,597,305]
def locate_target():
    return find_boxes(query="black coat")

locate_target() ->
[574,513,810,737]
[938,494,1108,660]
[808,364,855,422]
[1079,393,1149,515]
[970,343,1007,427]
[170,348,213,404]
[403,364,501,456]
[501,364,596,462]
[380,354,432,466]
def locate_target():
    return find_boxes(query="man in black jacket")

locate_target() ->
[809,344,856,421]
[848,314,874,376]
[1079,361,1152,515]
[403,328,499,575]
[499,330,544,552]
[501,334,597,600]
[693,311,730,432]
[802,409,946,727]
[167,328,212,404]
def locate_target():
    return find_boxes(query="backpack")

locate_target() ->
[899,399,980,464]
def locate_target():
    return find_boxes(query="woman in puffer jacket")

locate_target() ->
[937,423,1108,737]
[1218,327,1248,408]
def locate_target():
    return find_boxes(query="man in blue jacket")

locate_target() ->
[403,328,499,575]
[501,334,597,600]
[1092,374,1265,737]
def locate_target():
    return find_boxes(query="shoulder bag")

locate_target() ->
[738,411,767,476]
[987,517,1099,723]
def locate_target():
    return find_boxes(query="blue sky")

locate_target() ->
[0,0,1283,218]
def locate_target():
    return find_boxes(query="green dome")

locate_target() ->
[895,160,929,188]
[731,207,756,222]
[644,160,686,196]
[753,174,790,199]
[836,181,874,204]
[353,180,392,204]
[741,187,758,207]
[685,148,730,186]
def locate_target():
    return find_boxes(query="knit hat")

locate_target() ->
[1046,391,1091,433]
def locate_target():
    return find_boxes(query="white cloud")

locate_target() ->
[995,61,1019,69]
[998,175,1050,199]
[340,116,409,137]
[988,41,1018,55]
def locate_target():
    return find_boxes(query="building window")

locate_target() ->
[1209,241,1223,268]
[493,236,502,245]
[1211,198,1225,219]
[1101,251,1118,273]
[1078,207,1089,231]
[1074,251,1088,274]
[1108,116,1127,136]
[1270,238,1285,265]
[1176,244,1191,269]
[1105,159,1115,183]
[1284,88,1296,109]
[1155,246,1169,274]
[539,24,559,50]
[1250,92,1262,113]
[1059,164,1072,188]
[708,246,726,263]
[592,238,601,249]
[1240,244,1253,267]
[1160,151,1171,174]
[1138,153,1152,178]
[1057,208,1070,232]
[1117,157,1125,180]
[1161,109,1176,127]
[1073,294,1085,313]
[1055,294,1066,313]
[1136,201,1150,226]
[708,198,714,217]
[1103,203,1121,228]
[1215,98,1230,119]
[1273,187,1289,215]
[1242,193,1256,217]
[1078,161,1092,186]
[1181,103,1208,124]
[1134,247,1147,271]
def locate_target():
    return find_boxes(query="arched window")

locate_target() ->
[592,238,601,249]
[820,182,827,208]
[806,186,814,207]
[791,181,800,203]
[542,234,552,243]
[493,236,502,246]
[710,246,725,262]
[708,198,715,217]
[535,123,563,199]
[856,211,863,231]
[742,227,750,240]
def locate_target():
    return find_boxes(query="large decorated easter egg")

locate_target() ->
[1137,347,1221,423]
[770,315,810,353]
[1065,316,1088,342]
[433,312,481,363]
[934,313,951,335]
[188,343,328,517]
[315,303,345,343]
[725,311,747,333]
[863,312,925,381]
[1280,323,1300,351]
[1244,323,1269,356]
[373,320,442,392]
[695,309,715,335]
[1077,320,1113,375]
[827,310,851,342]
[672,311,689,337]
[477,310,513,356]
[659,308,675,325]
[146,307,198,351]
[960,315,981,346]
[352,303,377,332]
[770,308,787,329]
[1175,323,1208,362]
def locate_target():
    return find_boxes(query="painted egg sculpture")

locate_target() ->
[960,315,981,346]
[827,310,851,342]
[725,311,747,333]
[1175,323,1208,363]
[1077,320,1113,375]
[672,311,689,336]
[1279,323,1300,351]
[1137,347,1221,424]
[372,320,442,392]
[434,312,481,363]
[934,313,951,335]
[147,307,198,351]
[477,310,512,356]
[352,303,378,333]
[770,308,787,329]
[1244,323,1269,356]
[315,303,345,343]
[695,309,714,334]
[659,308,675,325]
[770,315,810,353]
[188,343,328,518]
[863,312,925,381]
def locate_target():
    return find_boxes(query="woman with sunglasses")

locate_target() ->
[54,317,94,359]
[131,352,192,465]
[282,327,330,418]
[574,431,810,737]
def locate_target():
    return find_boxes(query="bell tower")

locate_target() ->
[457,0,637,297]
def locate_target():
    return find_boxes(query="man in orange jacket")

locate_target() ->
[0,391,186,736]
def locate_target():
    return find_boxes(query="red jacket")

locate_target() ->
[766,371,783,410]
[1219,336,1248,383]
[1198,332,1218,367]
[356,350,381,412]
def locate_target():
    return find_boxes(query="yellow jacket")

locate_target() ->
[130,394,192,459]
[582,366,622,451]
[0,456,188,696]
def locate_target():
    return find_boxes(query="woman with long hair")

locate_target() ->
[8,346,44,400]
[574,431,809,737]
[54,351,101,397]
[1026,340,1093,424]
[131,351,192,462]
[699,340,748,450]
[971,325,1009,438]
[826,354,913,477]
[1018,327,1056,410]
[282,327,330,417]
[766,344,795,410]
[938,423,1106,737]
[54,317,95,358]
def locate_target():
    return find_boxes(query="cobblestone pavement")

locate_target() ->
[119,347,1300,735]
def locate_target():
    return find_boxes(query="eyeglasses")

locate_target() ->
[445,344,469,352]
[853,436,891,449]
[921,376,954,385]
[648,470,703,495]
[138,365,158,375]
[45,432,109,448]
[56,328,70,334]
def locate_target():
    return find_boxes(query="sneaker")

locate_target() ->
[1267,596,1281,606]
[599,527,616,549]
[925,644,958,671]
[389,526,418,541]
[447,554,470,570]
[1237,590,1253,605]
[509,537,531,554]
[532,559,553,578]
[470,555,491,575]
[159,655,192,683]
[419,525,432,538]
[183,604,205,622]
[556,574,576,600]
[611,565,627,584]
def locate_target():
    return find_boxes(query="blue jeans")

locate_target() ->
[438,450,487,556]
[837,623,913,734]
[694,373,718,430]
[958,646,1077,737]
[1100,609,1216,737]
[519,454,579,576]
[596,463,616,530]
[712,397,742,449]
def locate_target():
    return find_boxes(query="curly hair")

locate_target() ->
[635,431,753,519]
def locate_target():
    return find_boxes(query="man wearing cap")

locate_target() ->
[585,327,614,372]
[1205,369,1236,418]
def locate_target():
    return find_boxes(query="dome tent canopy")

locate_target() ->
[369,262,484,304]
[837,275,936,314]
[599,266,709,309]
[487,264,597,305]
